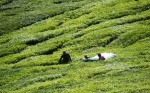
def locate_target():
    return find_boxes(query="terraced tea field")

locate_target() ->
[0,0,150,92]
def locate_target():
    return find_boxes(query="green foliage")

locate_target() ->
[0,0,150,93]
[0,42,26,57]
[109,24,150,47]
[0,0,88,35]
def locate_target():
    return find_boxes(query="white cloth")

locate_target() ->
[90,52,116,60]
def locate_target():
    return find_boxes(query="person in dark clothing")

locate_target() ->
[80,54,90,62]
[59,51,72,64]
[84,55,89,60]
[97,53,105,60]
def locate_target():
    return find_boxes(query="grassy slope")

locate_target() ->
[0,0,150,93]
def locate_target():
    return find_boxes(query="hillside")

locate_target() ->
[0,0,150,93]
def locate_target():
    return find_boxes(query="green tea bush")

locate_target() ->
[110,25,150,47]
[0,0,13,6]
[0,0,87,35]
[0,43,26,57]
[0,0,150,93]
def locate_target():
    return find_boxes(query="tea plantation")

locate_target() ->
[0,0,150,93]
